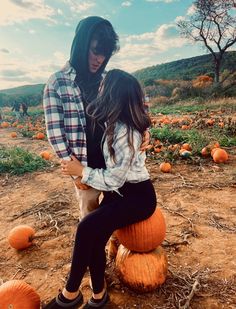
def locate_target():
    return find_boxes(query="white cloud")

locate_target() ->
[146,0,179,3]
[125,32,155,42]
[175,15,185,23]
[153,23,188,50]
[29,29,36,34]
[187,4,196,16]
[57,8,63,15]
[53,51,67,63]
[121,1,132,7]
[0,49,68,89]
[107,22,189,73]
[0,0,56,26]
[61,0,95,13]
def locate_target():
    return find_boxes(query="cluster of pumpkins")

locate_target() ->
[0,225,40,308]
[0,209,168,307]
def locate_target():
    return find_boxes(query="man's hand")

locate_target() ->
[74,177,90,190]
[140,130,151,151]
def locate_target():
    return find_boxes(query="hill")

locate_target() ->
[0,83,45,96]
[1,51,236,107]
[133,51,236,83]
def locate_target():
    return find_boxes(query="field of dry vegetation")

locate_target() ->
[0,98,236,308]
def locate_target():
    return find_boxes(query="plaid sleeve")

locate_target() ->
[81,127,142,191]
[43,81,71,160]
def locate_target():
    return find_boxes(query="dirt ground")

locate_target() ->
[0,127,236,309]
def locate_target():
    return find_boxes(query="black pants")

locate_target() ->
[66,179,157,294]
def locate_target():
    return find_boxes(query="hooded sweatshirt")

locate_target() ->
[70,16,113,169]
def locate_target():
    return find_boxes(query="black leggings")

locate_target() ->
[66,179,157,294]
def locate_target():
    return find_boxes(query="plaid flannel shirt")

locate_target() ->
[81,122,150,193]
[43,62,88,164]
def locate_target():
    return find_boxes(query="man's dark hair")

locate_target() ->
[91,23,120,58]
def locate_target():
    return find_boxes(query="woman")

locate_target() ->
[44,69,157,309]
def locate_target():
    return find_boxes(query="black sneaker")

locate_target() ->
[82,290,109,308]
[43,291,83,308]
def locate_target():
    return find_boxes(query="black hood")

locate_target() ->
[69,16,112,102]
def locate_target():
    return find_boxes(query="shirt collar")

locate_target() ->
[62,61,76,81]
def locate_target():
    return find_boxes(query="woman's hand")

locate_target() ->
[61,155,84,177]
[140,130,151,151]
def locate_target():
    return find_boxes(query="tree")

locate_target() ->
[177,0,236,83]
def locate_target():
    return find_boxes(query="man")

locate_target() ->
[22,102,29,116]
[43,16,120,219]
[44,16,149,220]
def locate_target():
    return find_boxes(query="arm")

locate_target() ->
[140,129,151,151]
[61,127,142,192]
[43,81,71,160]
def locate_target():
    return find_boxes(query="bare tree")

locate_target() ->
[177,0,236,83]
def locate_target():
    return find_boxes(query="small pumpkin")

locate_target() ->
[201,147,210,157]
[115,207,166,252]
[10,132,17,138]
[8,225,35,250]
[115,245,168,292]
[36,132,45,140]
[212,148,229,163]
[181,125,190,130]
[40,150,51,160]
[160,162,171,173]
[181,143,192,151]
[0,280,40,309]
[210,147,220,158]
[1,121,10,128]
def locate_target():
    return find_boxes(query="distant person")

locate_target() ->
[44,69,157,309]
[144,95,150,113]
[21,102,29,116]
[0,108,3,121]
[11,101,21,120]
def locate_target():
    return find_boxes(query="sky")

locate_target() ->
[0,0,223,90]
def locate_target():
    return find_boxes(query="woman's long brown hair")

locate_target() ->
[86,69,151,160]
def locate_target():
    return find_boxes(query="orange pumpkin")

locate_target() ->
[181,143,192,151]
[160,162,171,173]
[168,144,179,152]
[181,125,190,130]
[201,147,210,157]
[8,225,35,250]
[40,150,51,160]
[115,245,168,292]
[209,141,220,150]
[36,132,45,140]
[212,148,229,163]
[1,121,10,128]
[211,147,220,157]
[154,144,163,153]
[115,207,166,252]
[10,132,17,138]
[0,280,40,309]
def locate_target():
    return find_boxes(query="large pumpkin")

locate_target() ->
[116,245,168,292]
[115,207,166,252]
[8,225,35,250]
[0,280,40,309]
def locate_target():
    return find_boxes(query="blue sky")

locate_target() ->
[0,0,214,90]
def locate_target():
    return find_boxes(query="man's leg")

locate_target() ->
[75,186,102,219]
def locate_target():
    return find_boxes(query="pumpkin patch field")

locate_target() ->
[0,101,236,309]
